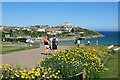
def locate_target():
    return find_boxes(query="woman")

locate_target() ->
[43,37,49,55]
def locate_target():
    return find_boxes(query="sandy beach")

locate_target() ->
[1,45,77,68]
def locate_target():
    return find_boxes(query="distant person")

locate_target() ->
[88,41,90,46]
[95,40,98,45]
[88,41,92,46]
[49,37,53,50]
[77,39,81,46]
[52,35,59,52]
[74,39,77,44]
[90,41,92,46]
[2,39,5,42]
[42,37,49,55]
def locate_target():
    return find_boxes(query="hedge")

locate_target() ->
[2,38,27,42]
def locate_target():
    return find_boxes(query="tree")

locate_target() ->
[35,25,40,28]
[80,34,83,37]
[71,28,74,33]
[2,32,5,38]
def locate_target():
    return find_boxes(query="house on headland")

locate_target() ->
[37,28,45,32]
[60,22,73,27]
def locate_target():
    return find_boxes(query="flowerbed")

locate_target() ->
[0,46,111,79]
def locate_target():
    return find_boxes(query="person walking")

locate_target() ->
[77,39,81,46]
[95,40,98,45]
[74,39,77,44]
[90,41,92,46]
[42,37,49,55]
[49,37,53,50]
[88,41,90,46]
[52,35,59,52]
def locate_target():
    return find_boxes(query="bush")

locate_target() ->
[40,46,108,78]
[17,38,27,42]
[2,38,13,42]
[2,38,27,42]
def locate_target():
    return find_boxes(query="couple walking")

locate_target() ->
[42,35,59,54]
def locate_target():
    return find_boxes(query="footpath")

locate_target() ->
[2,45,76,68]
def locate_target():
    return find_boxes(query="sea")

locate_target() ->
[59,31,119,46]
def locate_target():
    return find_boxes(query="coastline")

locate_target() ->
[85,34,105,39]
[58,34,105,41]
[59,38,74,41]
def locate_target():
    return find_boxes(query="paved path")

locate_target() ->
[1,45,76,68]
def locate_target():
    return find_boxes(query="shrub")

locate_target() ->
[2,38,27,42]
[16,38,27,42]
[2,38,13,42]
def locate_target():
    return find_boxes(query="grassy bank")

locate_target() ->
[2,46,39,55]
[91,45,119,78]
[98,50,119,78]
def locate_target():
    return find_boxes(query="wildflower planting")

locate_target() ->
[1,46,112,79]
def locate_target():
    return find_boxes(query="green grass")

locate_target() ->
[98,50,119,78]
[2,46,39,55]
[92,45,109,51]
[86,45,119,78]
[2,42,13,45]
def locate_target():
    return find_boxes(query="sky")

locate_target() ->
[1,0,120,2]
[2,2,118,31]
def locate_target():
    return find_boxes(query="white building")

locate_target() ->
[26,28,31,31]
[22,27,27,30]
[37,28,45,32]
[55,31,63,34]
[65,27,72,32]
[0,26,3,31]
[60,22,73,27]
[21,27,31,31]
[15,28,20,30]
[79,32,84,34]
[16,36,31,38]
[47,32,57,35]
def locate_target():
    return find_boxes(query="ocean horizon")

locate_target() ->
[60,31,119,45]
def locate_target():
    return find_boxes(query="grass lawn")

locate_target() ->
[2,46,39,55]
[87,45,119,78]
[2,42,13,45]
[98,50,119,78]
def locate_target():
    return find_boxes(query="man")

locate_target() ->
[51,35,59,52]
